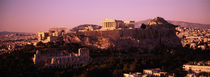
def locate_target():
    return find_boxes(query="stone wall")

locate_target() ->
[64,17,182,51]
[64,27,181,51]
[33,48,91,68]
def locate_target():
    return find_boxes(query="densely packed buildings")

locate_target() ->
[124,64,210,77]
[123,68,174,77]
[0,33,37,52]
[183,61,210,77]
[176,27,210,50]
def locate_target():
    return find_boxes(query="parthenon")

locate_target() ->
[100,19,135,30]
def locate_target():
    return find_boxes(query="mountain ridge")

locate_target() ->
[135,19,210,28]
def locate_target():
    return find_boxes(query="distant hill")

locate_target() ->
[135,19,210,29]
[168,20,210,29]
[135,19,151,28]
[0,31,34,35]
[71,24,101,32]
[0,31,15,35]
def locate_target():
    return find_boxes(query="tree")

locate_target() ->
[46,42,55,48]
[23,44,35,51]
[36,41,45,48]
[140,23,146,29]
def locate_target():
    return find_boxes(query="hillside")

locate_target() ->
[71,24,101,32]
[0,31,34,35]
[135,19,210,29]
[65,17,181,51]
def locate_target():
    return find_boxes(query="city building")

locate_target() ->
[143,68,168,76]
[183,64,210,73]
[123,72,141,77]
[38,32,49,41]
[185,73,198,77]
[183,61,210,77]
[143,68,161,75]
[176,26,210,50]
[123,68,174,77]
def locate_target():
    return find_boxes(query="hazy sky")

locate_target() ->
[0,0,209,32]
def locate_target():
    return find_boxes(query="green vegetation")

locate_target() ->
[140,23,147,29]
[0,43,209,77]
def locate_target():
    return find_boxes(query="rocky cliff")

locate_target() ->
[64,17,181,51]
[135,18,210,29]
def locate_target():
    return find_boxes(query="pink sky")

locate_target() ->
[0,0,209,32]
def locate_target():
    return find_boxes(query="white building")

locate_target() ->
[123,72,141,77]
[143,68,161,75]
[183,64,210,73]
[124,68,173,77]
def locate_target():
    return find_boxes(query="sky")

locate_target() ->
[0,0,209,32]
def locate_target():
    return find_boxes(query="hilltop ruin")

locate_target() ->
[64,17,182,51]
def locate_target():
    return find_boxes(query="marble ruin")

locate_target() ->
[37,27,68,43]
[100,19,135,30]
[32,48,91,68]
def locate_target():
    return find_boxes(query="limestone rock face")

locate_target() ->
[93,37,113,49]
[147,17,175,30]
[82,36,113,49]
[64,17,182,51]
[71,36,81,43]
[71,24,101,32]
[147,17,181,47]
[64,34,113,49]
[148,17,169,25]
[63,34,81,43]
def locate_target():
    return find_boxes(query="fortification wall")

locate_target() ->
[77,29,161,40]
[68,28,181,51]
